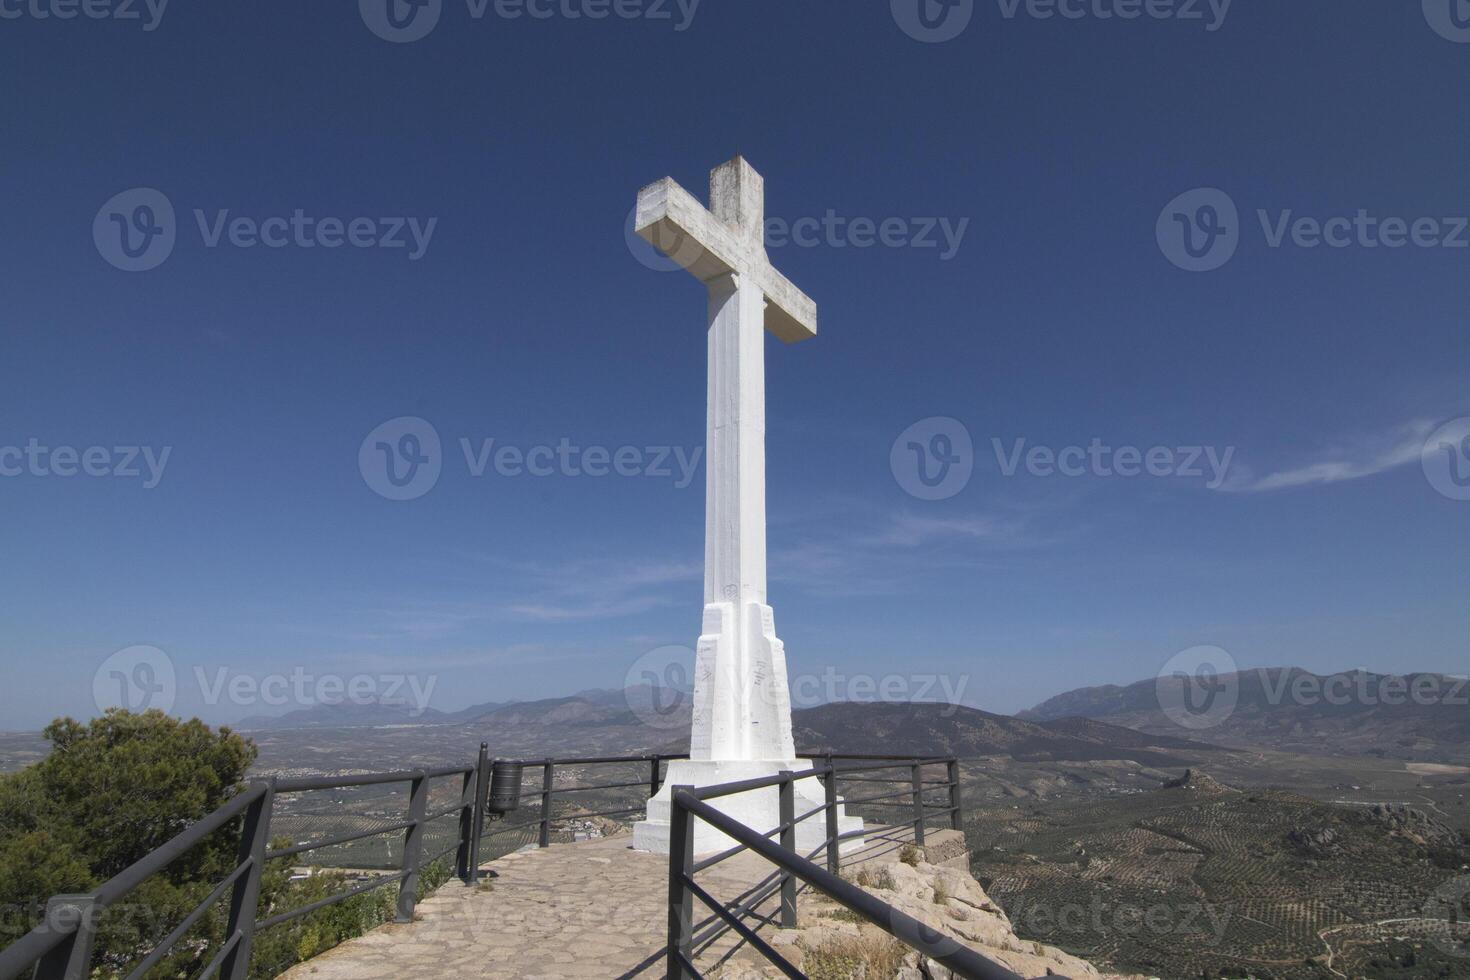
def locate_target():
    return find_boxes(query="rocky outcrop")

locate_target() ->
[717,857,1132,980]
[1160,769,1230,795]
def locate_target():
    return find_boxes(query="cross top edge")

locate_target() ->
[709,156,764,240]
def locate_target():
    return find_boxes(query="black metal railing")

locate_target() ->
[488,753,689,849]
[0,758,480,980]
[0,745,688,980]
[0,747,974,980]
[664,757,1049,980]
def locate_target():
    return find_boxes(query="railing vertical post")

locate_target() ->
[467,744,490,885]
[538,762,554,848]
[456,764,475,883]
[947,758,963,832]
[649,756,662,799]
[823,753,839,874]
[911,761,926,847]
[666,785,695,980]
[34,894,98,980]
[220,779,273,980]
[778,771,798,928]
[397,773,429,923]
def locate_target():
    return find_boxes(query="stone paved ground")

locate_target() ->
[278,828,930,980]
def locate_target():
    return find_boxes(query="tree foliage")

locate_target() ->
[0,709,447,979]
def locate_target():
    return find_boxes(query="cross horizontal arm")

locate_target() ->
[636,177,818,344]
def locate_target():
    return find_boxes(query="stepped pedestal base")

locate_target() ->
[633,759,864,856]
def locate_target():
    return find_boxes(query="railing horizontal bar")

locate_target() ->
[814,753,951,762]
[841,788,919,807]
[194,927,241,980]
[95,784,267,905]
[837,822,908,841]
[552,805,645,821]
[257,871,409,931]
[676,792,1024,980]
[274,771,426,792]
[502,753,689,766]
[831,775,911,784]
[545,779,652,793]
[481,821,539,839]
[267,820,415,860]
[690,800,830,875]
[691,868,812,951]
[423,801,467,822]
[122,859,252,980]
[423,841,461,866]
[422,766,477,779]
[682,877,805,980]
[692,768,825,800]
[0,923,70,980]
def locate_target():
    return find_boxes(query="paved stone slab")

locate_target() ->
[278,828,945,979]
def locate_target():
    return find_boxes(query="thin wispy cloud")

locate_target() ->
[772,507,1038,598]
[1218,420,1434,493]
[495,556,699,623]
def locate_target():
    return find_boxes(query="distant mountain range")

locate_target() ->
[794,702,1223,766]
[235,689,1225,770]
[1021,667,1470,763]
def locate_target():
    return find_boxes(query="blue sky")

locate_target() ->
[2,0,1468,730]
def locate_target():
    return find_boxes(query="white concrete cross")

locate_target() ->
[632,158,860,854]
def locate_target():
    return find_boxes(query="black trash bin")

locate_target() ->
[488,761,524,814]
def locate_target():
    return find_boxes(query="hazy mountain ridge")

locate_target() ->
[1021,667,1470,763]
